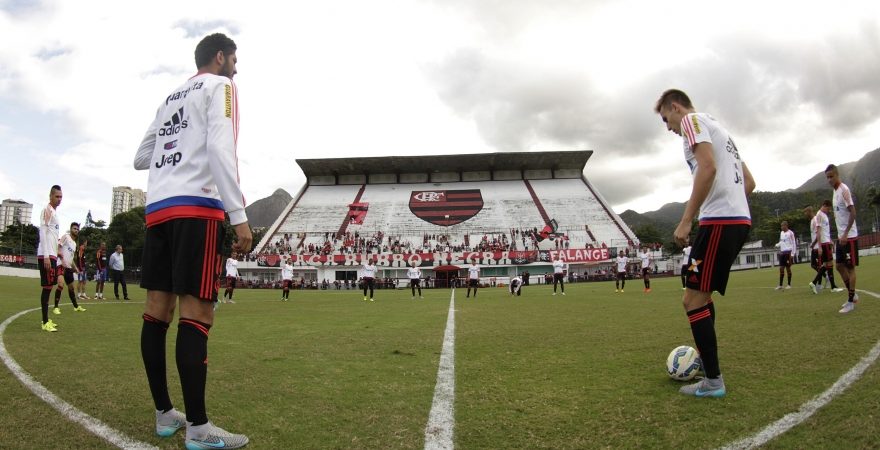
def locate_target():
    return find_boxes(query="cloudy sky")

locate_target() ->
[2,0,879,229]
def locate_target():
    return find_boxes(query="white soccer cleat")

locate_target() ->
[784,285,791,290]
[775,286,783,291]
[155,408,186,437]
[839,302,855,314]
[185,421,249,449]
[808,283,818,294]
[831,288,844,293]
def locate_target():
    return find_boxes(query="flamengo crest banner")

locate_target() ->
[256,248,610,268]
[409,189,483,226]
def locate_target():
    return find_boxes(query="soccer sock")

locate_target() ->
[827,268,838,288]
[369,286,374,298]
[849,289,855,302]
[621,279,625,289]
[787,272,792,286]
[553,282,557,293]
[41,289,50,323]
[687,304,720,379]
[645,279,650,289]
[363,286,368,297]
[412,285,416,296]
[228,288,234,300]
[778,272,784,286]
[561,281,564,293]
[176,318,211,426]
[54,288,62,308]
[707,299,716,323]
[418,286,422,296]
[141,314,173,412]
[812,267,825,286]
[67,288,79,308]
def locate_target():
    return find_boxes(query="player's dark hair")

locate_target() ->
[824,164,838,174]
[70,222,79,229]
[50,185,61,193]
[194,33,237,68]
[822,199,832,207]
[654,89,693,113]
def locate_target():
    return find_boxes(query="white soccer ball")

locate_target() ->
[666,345,701,381]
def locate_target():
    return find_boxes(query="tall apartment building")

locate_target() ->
[111,186,146,217]
[0,199,33,233]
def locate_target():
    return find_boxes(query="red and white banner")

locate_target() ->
[0,254,25,265]
[257,248,610,268]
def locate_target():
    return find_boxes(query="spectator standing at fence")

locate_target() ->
[362,258,377,301]
[109,245,129,300]
[466,261,480,298]
[407,262,423,299]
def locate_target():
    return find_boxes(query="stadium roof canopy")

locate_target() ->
[296,150,592,177]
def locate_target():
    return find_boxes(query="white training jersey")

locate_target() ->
[407,267,421,279]
[468,265,480,280]
[553,260,566,274]
[509,276,522,293]
[135,73,247,227]
[832,182,858,239]
[226,258,239,278]
[281,263,293,281]
[778,230,797,253]
[815,210,832,244]
[362,264,377,278]
[680,113,751,225]
[682,246,691,265]
[58,233,77,269]
[616,256,628,273]
[639,252,651,268]
[38,204,60,258]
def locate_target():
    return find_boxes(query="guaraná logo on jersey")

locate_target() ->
[409,189,483,226]
[158,107,188,136]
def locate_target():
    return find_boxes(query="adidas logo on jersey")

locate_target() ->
[158,107,188,136]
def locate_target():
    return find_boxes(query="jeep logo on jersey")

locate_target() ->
[409,189,483,226]
[158,107,188,136]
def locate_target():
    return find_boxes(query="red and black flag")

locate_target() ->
[409,190,483,226]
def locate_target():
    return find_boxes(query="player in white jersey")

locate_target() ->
[361,258,377,301]
[53,222,86,314]
[657,89,755,398]
[281,258,294,301]
[680,244,692,290]
[639,248,653,293]
[615,250,628,293]
[614,250,630,292]
[466,261,481,298]
[223,252,239,303]
[826,164,859,313]
[775,221,797,290]
[134,34,250,448]
[37,185,63,332]
[509,275,523,296]
[407,262,423,299]
[551,256,567,296]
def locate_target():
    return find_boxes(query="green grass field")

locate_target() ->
[1,257,879,449]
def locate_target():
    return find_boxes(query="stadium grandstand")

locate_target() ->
[245,151,638,286]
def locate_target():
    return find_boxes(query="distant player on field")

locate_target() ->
[509,275,523,296]
[775,221,796,290]
[361,257,377,301]
[614,250,628,293]
[552,255,566,296]
[656,88,755,397]
[223,252,239,303]
[639,247,653,293]
[37,185,63,332]
[76,238,89,300]
[826,164,859,313]
[805,201,841,294]
[680,244,691,290]
[95,241,108,300]
[407,261,423,299]
[466,261,480,298]
[281,257,294,301]
[53,222,86,314]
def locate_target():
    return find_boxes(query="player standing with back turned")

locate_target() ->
[656,89,755,398]
[134,33,252,448]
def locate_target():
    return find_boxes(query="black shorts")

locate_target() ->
[617,271,626,280]
[38,257,58,288]
[61,267,75,286]
[641,267,651,276]
[226,276,237,288]
[819,243,834,265]
[141,218,224,302]
[685,223,750,295]
[468,279,479,287]
[363,277,375,288]
[553,273,564,282]
[777,252,793,267]
[835,238,859,267]
[282,279,292,289]
[410,279,421,287]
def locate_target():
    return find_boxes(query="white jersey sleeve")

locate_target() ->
[833,183,858,239]
[38,205,60,258]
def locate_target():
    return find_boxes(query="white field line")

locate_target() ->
[0,307,156,450]
[720,288,880,450]
[424,289,456,450]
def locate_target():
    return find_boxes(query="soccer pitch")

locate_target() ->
[1,257,879,449]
